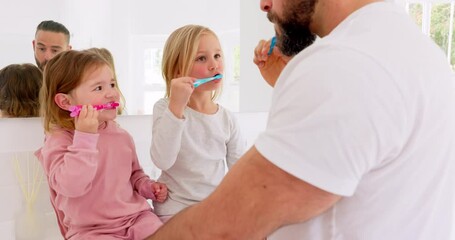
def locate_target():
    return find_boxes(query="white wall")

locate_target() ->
[239,0,274,112]
[0,0,240,65]
[0,0,63,67]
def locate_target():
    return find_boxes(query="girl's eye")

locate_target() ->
[215,53,222,59]
[110,83,116,88]
[94,86,102,91]
[196,56,206,62]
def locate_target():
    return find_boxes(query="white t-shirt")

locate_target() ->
[255,2,455,239]
[150,98,246,216]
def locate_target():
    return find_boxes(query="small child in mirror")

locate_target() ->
[0,63,42,118]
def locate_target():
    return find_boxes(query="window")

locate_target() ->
[404,1,455,69]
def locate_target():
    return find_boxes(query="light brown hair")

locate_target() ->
[0,63,42,117]
[40,50,113,132]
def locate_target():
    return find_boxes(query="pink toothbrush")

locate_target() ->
[69,102,120,117]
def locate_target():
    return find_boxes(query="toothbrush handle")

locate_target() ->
[268,36,277,55]
[194,78,212,87]
[69,102,120,117]
[193,74,222,88]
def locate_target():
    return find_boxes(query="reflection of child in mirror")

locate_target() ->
[0,63,42,118]
[35,50,167,239]
[150,24,246,222]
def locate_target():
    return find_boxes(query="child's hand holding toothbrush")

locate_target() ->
[74,105,99,134]
[168,76,195,119]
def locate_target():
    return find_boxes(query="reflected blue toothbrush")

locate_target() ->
[193,74,223,88]
[267,36,277,55]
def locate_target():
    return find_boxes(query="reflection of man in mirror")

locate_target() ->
[32,20,72,71]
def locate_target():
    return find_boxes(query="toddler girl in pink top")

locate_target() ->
[35,50,166,239]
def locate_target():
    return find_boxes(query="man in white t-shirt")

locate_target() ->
[145,0,455,239]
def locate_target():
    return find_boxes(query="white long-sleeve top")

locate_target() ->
[150,98,246,216]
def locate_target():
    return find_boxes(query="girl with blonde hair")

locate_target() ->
[150,24,246,222]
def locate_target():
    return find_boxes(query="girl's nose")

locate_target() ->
[209,58,219,71]
[106,88,119,99]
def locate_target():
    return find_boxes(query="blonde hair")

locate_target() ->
[40,50,114,132]
[162,24,222,99]
[0,63,42,117]
[86,47,126,114]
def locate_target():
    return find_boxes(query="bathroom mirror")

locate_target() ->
[0,0,240,114]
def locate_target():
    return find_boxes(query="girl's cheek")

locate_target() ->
[192,64,207,75]
[191,71,204,78]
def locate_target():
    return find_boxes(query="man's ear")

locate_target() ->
[54,93,73,111]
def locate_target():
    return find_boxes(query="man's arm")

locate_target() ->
[146,147,341,240]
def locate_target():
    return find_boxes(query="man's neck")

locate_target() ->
[312,0,384,37]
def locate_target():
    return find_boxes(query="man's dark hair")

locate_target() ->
[35,20,70,44]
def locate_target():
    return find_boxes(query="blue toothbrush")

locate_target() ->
[267,36,277,55]
[193,74,223,88]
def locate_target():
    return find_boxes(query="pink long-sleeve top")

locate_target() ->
[35,120,157,238]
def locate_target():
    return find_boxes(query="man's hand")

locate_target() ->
[253,39,291,87]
